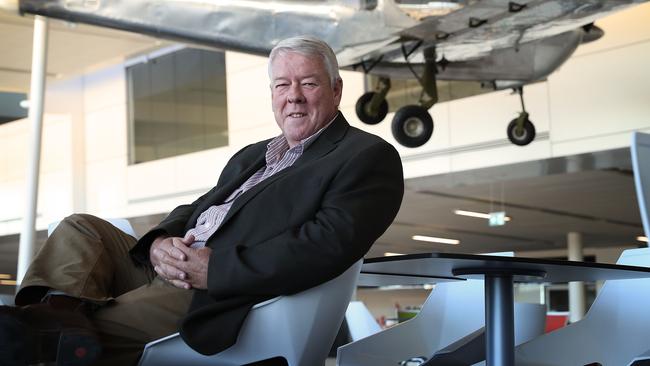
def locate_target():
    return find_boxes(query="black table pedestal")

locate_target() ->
[485,274,514,366]
[453,267,546,366]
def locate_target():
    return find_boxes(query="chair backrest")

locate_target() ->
[345,301,382,341]
[48,218,136,238]
[338,278,487,366]
[631,131,650,242]
[138,260,363,366]
[516,247,650,366]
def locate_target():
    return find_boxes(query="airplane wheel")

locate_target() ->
[355,92,388,125]
[391,105,433,148]
[507,117,536,146]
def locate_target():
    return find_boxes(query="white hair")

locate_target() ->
[268,35,341,86]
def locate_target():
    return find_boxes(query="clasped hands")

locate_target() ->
[150,234,211,290]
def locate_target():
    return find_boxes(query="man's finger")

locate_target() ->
[168,279,191,290]
[181,235,195,245]
[168,246,187,261]
[156,262,187,281]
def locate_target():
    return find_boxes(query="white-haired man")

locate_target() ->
[0,36,404,366]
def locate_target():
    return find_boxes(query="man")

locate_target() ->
[0,36,403,366]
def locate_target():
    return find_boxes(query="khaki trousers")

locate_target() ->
[16,214,193,366]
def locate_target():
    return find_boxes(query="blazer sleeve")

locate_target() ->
[205,140,404,300]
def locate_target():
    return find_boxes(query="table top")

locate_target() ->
[362,252,650,283]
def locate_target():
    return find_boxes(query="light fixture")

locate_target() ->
[638,236,649,243]
[0,274,11,280]
[412,235,460,245]
[384,252,404,256]
[454,209,511,221]
[0,280,17,286]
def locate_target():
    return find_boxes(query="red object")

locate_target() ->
[75,347,87,359]
[545,314,568,333]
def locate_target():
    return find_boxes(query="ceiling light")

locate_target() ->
[0,274,11,280]
[0,280,17,286]
[412,235,460,245]
[454,209,511,221]
[384,252,404,257]
[638,236,648,243]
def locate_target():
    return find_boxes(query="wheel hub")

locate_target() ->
[403,117,425,138]
[514,126,527,139]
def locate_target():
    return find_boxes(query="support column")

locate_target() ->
[567,231,586,323]
[17,15,49,285]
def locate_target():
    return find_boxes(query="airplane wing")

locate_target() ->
[17,0,647,76]
[396,0,644,63]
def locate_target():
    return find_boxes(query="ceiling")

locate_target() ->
[0,7,167,93]
[369,148,644,257]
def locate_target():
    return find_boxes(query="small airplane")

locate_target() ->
[16,0,648,147]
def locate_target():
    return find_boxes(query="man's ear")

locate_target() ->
[333,78,343,106]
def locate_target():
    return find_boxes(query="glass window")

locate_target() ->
[366,75,493,112]
[127,48,228,164]
[0,92,28,125]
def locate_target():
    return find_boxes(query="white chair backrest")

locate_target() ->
[47,218,136,238]
[345,301,382,341]
[516,247,650,366]
[632,132,650,242]
[138,260,363,366]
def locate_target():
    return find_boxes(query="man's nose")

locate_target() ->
[288,84,305,103]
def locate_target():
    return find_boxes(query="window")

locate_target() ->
[366,75,493,112]
[0,92,27,125]
[127,48,228,164]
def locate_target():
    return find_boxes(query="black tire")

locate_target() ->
[355,92,388,125]
[391,105,434,148]
[507,118,536,146]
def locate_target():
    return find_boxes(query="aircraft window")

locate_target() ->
[126,48,228,165]
[367,75,493,112]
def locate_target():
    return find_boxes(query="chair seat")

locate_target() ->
[138,260,362,366]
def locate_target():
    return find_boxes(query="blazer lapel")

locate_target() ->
[215,114,350,231]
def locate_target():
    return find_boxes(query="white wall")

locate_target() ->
[1,2,649,236]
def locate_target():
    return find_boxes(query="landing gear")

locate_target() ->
[355,77,390,125]
[507,87,536,146]
[354,46,437,148]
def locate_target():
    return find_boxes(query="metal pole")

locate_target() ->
[17,15,49,285]
[568,231,586,322]
[485,274,515,366]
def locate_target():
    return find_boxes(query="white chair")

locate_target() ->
[47,217,137,238]
[515,247,650,366]
[138,260,363,366]
[338,252,545,366]
[337,278,545,366]
[345,301,382,342]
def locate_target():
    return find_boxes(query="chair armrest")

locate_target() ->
[251,296,283,309]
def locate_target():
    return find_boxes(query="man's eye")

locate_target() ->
[275,83,288,88]
[303,82,317,87]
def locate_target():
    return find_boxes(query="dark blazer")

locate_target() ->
[130,113,404,355]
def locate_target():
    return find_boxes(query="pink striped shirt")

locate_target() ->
[186,119,333,248]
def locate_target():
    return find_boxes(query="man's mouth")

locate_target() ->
[288,113,306,118]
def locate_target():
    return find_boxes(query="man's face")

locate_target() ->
[270,51,342,147]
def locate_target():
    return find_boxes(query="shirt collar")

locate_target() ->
[265,112,338,164]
